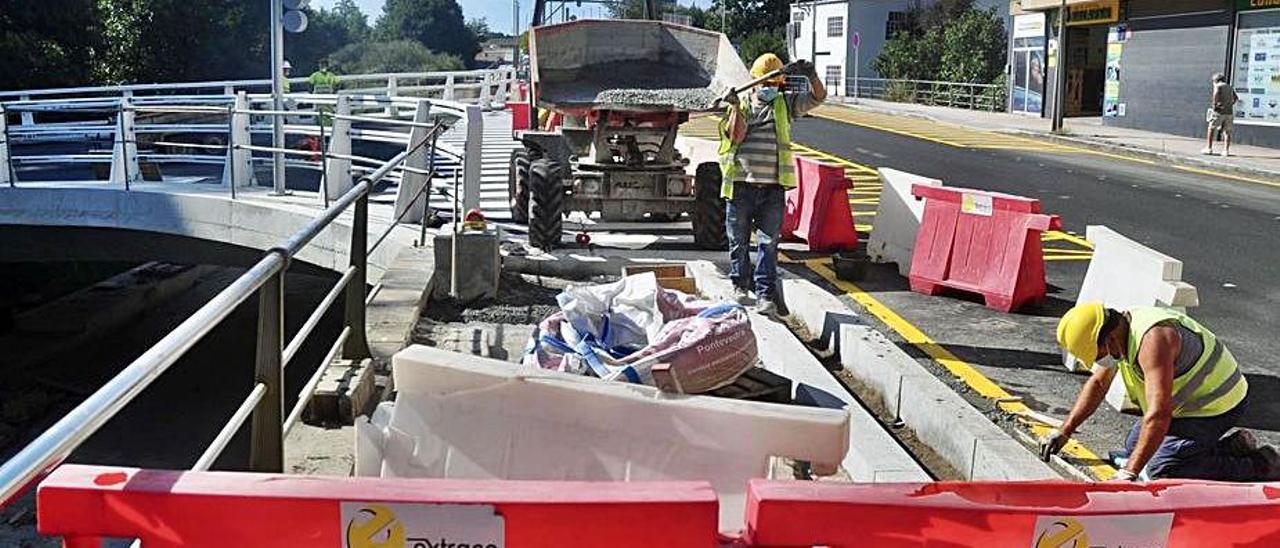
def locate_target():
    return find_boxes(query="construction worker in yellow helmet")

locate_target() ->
[1040,302,1278,481]
[718,52,826,318]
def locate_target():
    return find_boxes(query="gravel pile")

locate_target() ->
[592,88,720,111]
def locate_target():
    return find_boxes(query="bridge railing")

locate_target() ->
[0,114,449,509]
[0,83,486,212]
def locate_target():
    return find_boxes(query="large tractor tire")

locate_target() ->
[692,162,728,250]
[508,148,531,224]
[527,158,565,251]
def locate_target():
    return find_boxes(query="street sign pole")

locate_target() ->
[852,31,861,100]
[1052,0,1067,133]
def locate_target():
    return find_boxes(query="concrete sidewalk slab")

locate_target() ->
[831,97,1280,183]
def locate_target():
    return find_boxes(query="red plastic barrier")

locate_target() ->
[38,465,720,548]
[782,157,858,252]
[746,479,1280,547]
[509,101,532,131]
[908,185,1060,312]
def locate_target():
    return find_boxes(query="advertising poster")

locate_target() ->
[1236,27,1280,122]
[1103,41,1122,117]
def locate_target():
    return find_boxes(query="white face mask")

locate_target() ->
[1096,355,1117,369]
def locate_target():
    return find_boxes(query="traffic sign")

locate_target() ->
[851,31,861,50]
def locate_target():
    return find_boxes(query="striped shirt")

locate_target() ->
[731,91,821,184]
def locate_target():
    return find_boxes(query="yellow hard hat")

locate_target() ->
[1057,302,1105,367]
[751,53,785,82]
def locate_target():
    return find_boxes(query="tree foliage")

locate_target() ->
[377,0,478,64]
[0,0,99,89]
[873,5,1006,84]
[286,0,372,75]
[738,29,789,66]
[328,39,464,74]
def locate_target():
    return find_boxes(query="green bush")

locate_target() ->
[737,29,788,66]
[328,40,464,74]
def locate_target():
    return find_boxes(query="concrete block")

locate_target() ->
[305,358,375,426]
[867,168,942,276]
[839,323,1059,480]
[362,344,850,530]
[431,228,499,303]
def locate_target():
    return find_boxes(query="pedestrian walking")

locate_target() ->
[1203,72,1238,157]
[718,53,826,318]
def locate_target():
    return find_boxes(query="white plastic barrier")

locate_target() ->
[356,344,850,530]
[1067,225,1200,411]
[867,168,942,276]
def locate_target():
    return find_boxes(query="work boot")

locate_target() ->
[732,286,754,305]
[1201,147,1214,155]
[1254,445,1280,480]
[754,299,778,318]
[1219,429,1260,457]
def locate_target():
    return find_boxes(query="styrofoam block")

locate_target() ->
[1068,226,1200,395]
[362,344,850,530]
[866,168,942,277]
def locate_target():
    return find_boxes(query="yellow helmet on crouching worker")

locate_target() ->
[1056,302,1106,367]
[750,53,786,86]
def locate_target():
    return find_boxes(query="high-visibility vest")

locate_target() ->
[309,70,339,94]
[1119,307,1247,418]
[717,95,796,199]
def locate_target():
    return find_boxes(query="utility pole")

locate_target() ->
[1051,0,1067,133]
[720,0,725,32]
[270,0,288,195]
[513,0,520,70]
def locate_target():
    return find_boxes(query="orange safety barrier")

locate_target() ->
[908,185,1060,312]
[745,479,1280,547]
[38,465,721,548]
[782,157,858,252]
[509,101,531,131]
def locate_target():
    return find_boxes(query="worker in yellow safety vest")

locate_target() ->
[718,53,825,318]
[308,58,340,94]
[1040,302,1279,481]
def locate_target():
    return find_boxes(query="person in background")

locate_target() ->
[1203,72,1238,157]
[718,53,826,318]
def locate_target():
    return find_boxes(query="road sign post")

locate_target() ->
[851,32,861,100]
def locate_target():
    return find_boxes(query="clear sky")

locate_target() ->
[311,0,710,37]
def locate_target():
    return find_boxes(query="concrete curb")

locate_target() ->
[686,261,931,482]
[764,267,1058,480]
[828,98,1280,183]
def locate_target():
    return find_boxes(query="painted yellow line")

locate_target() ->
[1042,248,1095,255]
[1172,164,1280,189]
[804,259,1114,480]
[1044,255,1094,262]
[813,112,969,148]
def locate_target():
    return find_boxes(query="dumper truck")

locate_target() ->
[510,19,753,250]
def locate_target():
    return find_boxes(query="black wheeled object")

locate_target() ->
[508,148,531,224]
[692,161,728,250]
[527,158,565,250]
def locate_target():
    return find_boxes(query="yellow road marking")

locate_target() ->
[805,259,1114,480]
[1172,164,1280,189]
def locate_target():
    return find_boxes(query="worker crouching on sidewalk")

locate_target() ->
[718,53,826,317]
[1041,302,1279,481]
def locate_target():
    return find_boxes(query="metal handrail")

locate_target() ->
[0,106,441,505]
[848,77,1006,112]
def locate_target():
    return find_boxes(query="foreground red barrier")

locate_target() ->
[38,465,720,548]
[908,185,1060,312]
[746,479,1280,547]
[783,157,858,252]
[509,101,531,131]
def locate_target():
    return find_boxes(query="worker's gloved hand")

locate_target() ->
[1108,468,1139,482]
[784,59,815,76]
[1038,429,1069,461]
[719,89,740,107]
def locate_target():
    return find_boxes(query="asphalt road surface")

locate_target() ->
[787,108,1280,468]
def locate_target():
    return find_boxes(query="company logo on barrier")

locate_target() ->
[1031,513,1173,548]
[341,502,505,548]
[1033,518,1088,548]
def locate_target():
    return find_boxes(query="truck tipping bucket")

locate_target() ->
[529,19,753,114]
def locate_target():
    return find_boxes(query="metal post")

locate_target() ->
[451,169,460,299]
[343,191,371,360]
[18,95,33,126]
[462,104,483,212]
[0,107,12,187]
[384,76,398,117]
[854,44,860,100]
[249,268,284,473]
[393,100,433,221]
[444,75,456,101]
[1052,0,1067,133]
[513,0,521,71]
[270,0,289,195]
[319,112,329,209]
[325,95,352,201]
[231,92,255,191]
[110,98,139,188]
